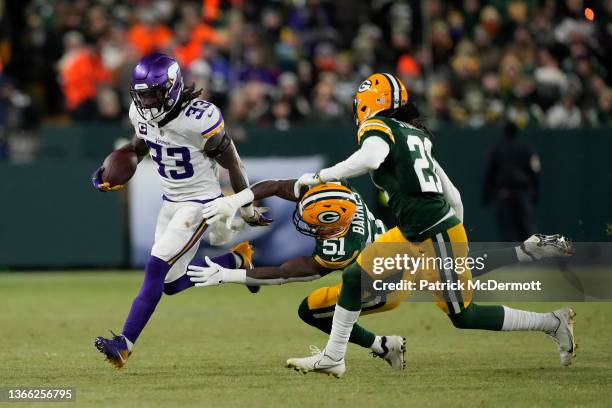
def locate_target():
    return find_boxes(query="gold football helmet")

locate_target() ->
[353,73,409,126]
[293,183,358,239]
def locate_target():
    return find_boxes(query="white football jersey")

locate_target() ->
[128,99,225,202]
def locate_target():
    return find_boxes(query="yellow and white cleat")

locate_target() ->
[286,346,346,378]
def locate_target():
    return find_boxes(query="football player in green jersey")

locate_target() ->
[281,73,577,377]
[191,180,408,369]
[190,175,572,374]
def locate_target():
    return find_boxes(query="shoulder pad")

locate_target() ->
[176,99,225,139]
[357,117,395,144]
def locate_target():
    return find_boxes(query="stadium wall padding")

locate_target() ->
[0,123,609,268]
[0,160,127,269]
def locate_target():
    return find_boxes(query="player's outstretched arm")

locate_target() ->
[91,135,149,192]
[294,136,390,196]
[202,130,272,226]
[250,179,302,202]
[187,256,331,287]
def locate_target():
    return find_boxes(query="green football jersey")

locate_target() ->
[313,189,385,271]
[357,116,459,241]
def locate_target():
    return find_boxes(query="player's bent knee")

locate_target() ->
[150,245,174,263]
[447,303,479,329]
[448,311,470,329]
[342,262,362,287]
[297,297,315,324]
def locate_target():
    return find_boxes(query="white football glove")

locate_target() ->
[293,172,323,198]
[186,257,246,287]
[202,197,239,227]
[202,189,255,227]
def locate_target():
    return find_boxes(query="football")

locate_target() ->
[101,148,138,186]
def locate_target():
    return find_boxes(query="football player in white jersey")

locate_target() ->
[91,53,271,368]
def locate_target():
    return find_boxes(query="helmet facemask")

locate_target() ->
[292,183,359,240]
[292,206,355,239]
[130,85,166,120]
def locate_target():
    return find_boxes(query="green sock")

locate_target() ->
[449,303,505,331]
[337,262,363,311]
[471,247,519,277]
[297,298,375,348]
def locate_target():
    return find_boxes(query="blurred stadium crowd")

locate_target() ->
[0,0,611,156]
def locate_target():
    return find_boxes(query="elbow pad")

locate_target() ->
[205,133,231,158]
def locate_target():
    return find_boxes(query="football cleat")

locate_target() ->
[230,241,259,293]
[286,346,346,378]
[230,241,254,268]
[372,335,406,370]
[94,331,133,369]
[521,234,574,261]
[546,308,577,366]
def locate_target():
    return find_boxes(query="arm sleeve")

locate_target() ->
[434,160,464,223]
[319,136,390,182]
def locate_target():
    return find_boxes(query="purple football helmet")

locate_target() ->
[130,53,184,121]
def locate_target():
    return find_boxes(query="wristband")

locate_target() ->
[230,188,255,207]
[224,268,247,284]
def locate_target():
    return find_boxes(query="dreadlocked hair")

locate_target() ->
[381,101,433,137]
[179,83,203,106]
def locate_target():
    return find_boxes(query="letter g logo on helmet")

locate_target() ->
[358,80,372,92]
[317,211,340,224]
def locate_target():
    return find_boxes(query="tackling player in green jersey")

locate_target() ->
[190,174,573,374]
[282,73,577,377]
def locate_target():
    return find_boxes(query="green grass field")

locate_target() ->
[1,271,611,407]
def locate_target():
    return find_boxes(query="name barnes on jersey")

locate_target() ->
[372,278,543,292]
[351,195,367,235]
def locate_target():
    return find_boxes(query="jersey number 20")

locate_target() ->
[146,141,194,180]
[407,135,442,193]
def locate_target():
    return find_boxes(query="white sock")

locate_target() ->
[501,306,559,332]
[324,305,360,361]
[370,336,384,355]
[232,253,243,268]
[122,336,134,351]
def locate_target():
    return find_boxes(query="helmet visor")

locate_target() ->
[130,86,165,110]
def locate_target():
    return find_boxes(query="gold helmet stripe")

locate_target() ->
[382,73,400,109]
